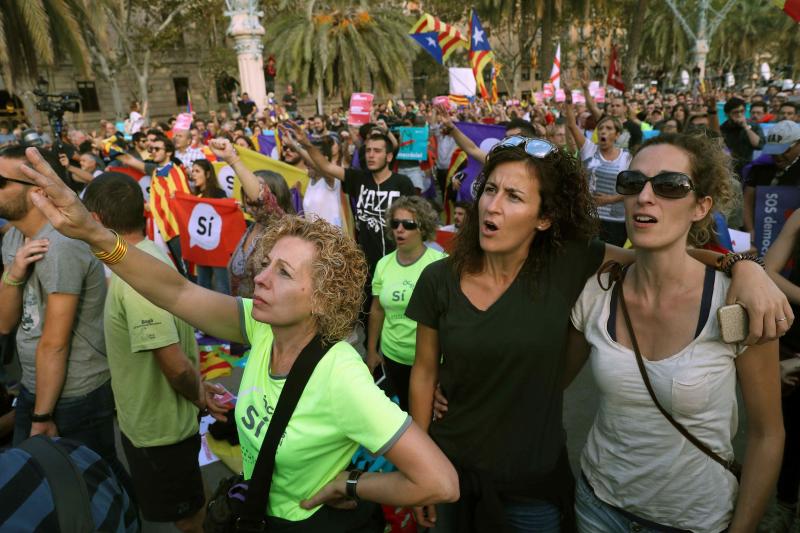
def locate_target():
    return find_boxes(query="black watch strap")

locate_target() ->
[346,469,364,501]
[31,412,54,423]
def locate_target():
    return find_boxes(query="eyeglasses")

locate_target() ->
[0,174,33,189]
[616,170,696,199]
[390,219,418,230]
[488,136,557,161]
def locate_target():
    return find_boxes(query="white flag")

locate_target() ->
[549,43,561,90]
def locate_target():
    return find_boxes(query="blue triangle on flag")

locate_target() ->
[470,10,491,53]
[410,32,444,64]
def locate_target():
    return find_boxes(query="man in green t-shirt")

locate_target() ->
[83,172,224,532]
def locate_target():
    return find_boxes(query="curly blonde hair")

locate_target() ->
[634,133,739,247]
[248,216,367,344]
[385,196,439,242]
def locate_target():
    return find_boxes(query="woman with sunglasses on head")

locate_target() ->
[366,196,445,411]
[406,134,791,533]
[568,133,784,532]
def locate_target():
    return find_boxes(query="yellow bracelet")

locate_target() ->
[1,271,25,287]
[92,230,129,265]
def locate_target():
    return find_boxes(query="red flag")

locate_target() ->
[607,45,626,92]
[780,0,800,22]
[171,192,246,267]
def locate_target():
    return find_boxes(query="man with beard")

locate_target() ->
[113,136,192,277]
[309,114,330,143]
[0,145,122,481]
[287,124,414,271]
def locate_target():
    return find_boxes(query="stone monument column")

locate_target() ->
[225,0,267,111]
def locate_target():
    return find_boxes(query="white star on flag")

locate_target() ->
[472,28,484,46]
[426,36,437,47]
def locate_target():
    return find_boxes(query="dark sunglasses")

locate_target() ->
[390,219,418,230]
[616,170,695,199]
[0,174,33,188]
[488,136,557,160]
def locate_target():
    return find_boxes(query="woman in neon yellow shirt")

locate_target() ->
[20,147,459,529]
[367,196,446,410]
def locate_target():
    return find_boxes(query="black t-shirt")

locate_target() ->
[282,94,298,112]
[720,120,764,176]
[343,168,415,270]
[238,100,256,118]
[744,158,800,188]
[405,239,605,482]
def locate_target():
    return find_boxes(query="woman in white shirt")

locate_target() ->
[566,133,784,532]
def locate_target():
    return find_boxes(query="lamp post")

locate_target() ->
[225,0,268,112]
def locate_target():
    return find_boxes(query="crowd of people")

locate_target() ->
[0,74,799,533]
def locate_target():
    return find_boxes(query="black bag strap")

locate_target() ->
[603,262,741,479]
[236,334,329,531]
[18,435,94,533]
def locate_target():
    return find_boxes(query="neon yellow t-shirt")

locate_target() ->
[235,298,411,521]
[372,248,446,365]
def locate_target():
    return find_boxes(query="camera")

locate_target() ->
[32,87,81,150]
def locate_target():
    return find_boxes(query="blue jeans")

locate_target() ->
[575,474,690,533]
[13,380,134,497]
[430,499,561,533]
[197,265,230,294]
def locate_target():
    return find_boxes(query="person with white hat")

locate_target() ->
[743,121,800,241]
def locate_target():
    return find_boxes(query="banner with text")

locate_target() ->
[172,193,247,267]
[396,126,430,161]
[754,186,800,256]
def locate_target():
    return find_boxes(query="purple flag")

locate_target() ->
[454,121,505,201]
[257,133,280,159]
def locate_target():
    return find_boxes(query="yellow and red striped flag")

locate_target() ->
[410,12,468,62]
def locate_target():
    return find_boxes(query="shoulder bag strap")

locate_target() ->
[614,267,739,477]
[237,334,328,529]
[18,435,94,533]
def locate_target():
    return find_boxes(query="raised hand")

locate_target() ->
[208,137,237,162]
[21,148,106,244]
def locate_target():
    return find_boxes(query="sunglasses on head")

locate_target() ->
[390,219,418,230]
[488,136,557,161]
[616,170,695,199]
[0,174,33,189]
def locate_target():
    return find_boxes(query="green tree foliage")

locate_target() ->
[0,0,95,90]
[264,1,416,99]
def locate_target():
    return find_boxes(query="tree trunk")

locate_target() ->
[538,0,555,87]
[316,83,324,115]
[623,0,649,89]
[96,53,124,120]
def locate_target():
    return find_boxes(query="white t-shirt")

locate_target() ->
[571,270,744,533]
[580,139,631,222]
[303,177,343,228]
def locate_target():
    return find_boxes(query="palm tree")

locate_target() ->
[0,0,94,91]
[265,1,415,111]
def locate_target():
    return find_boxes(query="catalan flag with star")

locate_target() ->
[409,12,468,62]
[469,10,494,100]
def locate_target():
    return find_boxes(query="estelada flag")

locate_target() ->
[171,192,246,268]
[607,45,626,91]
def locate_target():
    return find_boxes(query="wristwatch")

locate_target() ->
[31,412,54,423]
[346,469,364,501]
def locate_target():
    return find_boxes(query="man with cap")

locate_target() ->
[743,120,800,241]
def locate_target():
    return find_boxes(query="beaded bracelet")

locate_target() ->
[92,230,129,265]
[718,252,765,277]
[1,271,25,287]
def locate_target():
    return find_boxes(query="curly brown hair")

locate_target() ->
[248,216,368,343]
[385,196,439,242]
[633,133,738,247]
[450,144,599,290]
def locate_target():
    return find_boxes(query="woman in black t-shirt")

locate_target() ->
[405,136,792,533]
[190,159,230,293]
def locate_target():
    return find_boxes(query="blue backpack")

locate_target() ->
[0,436,140,532]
